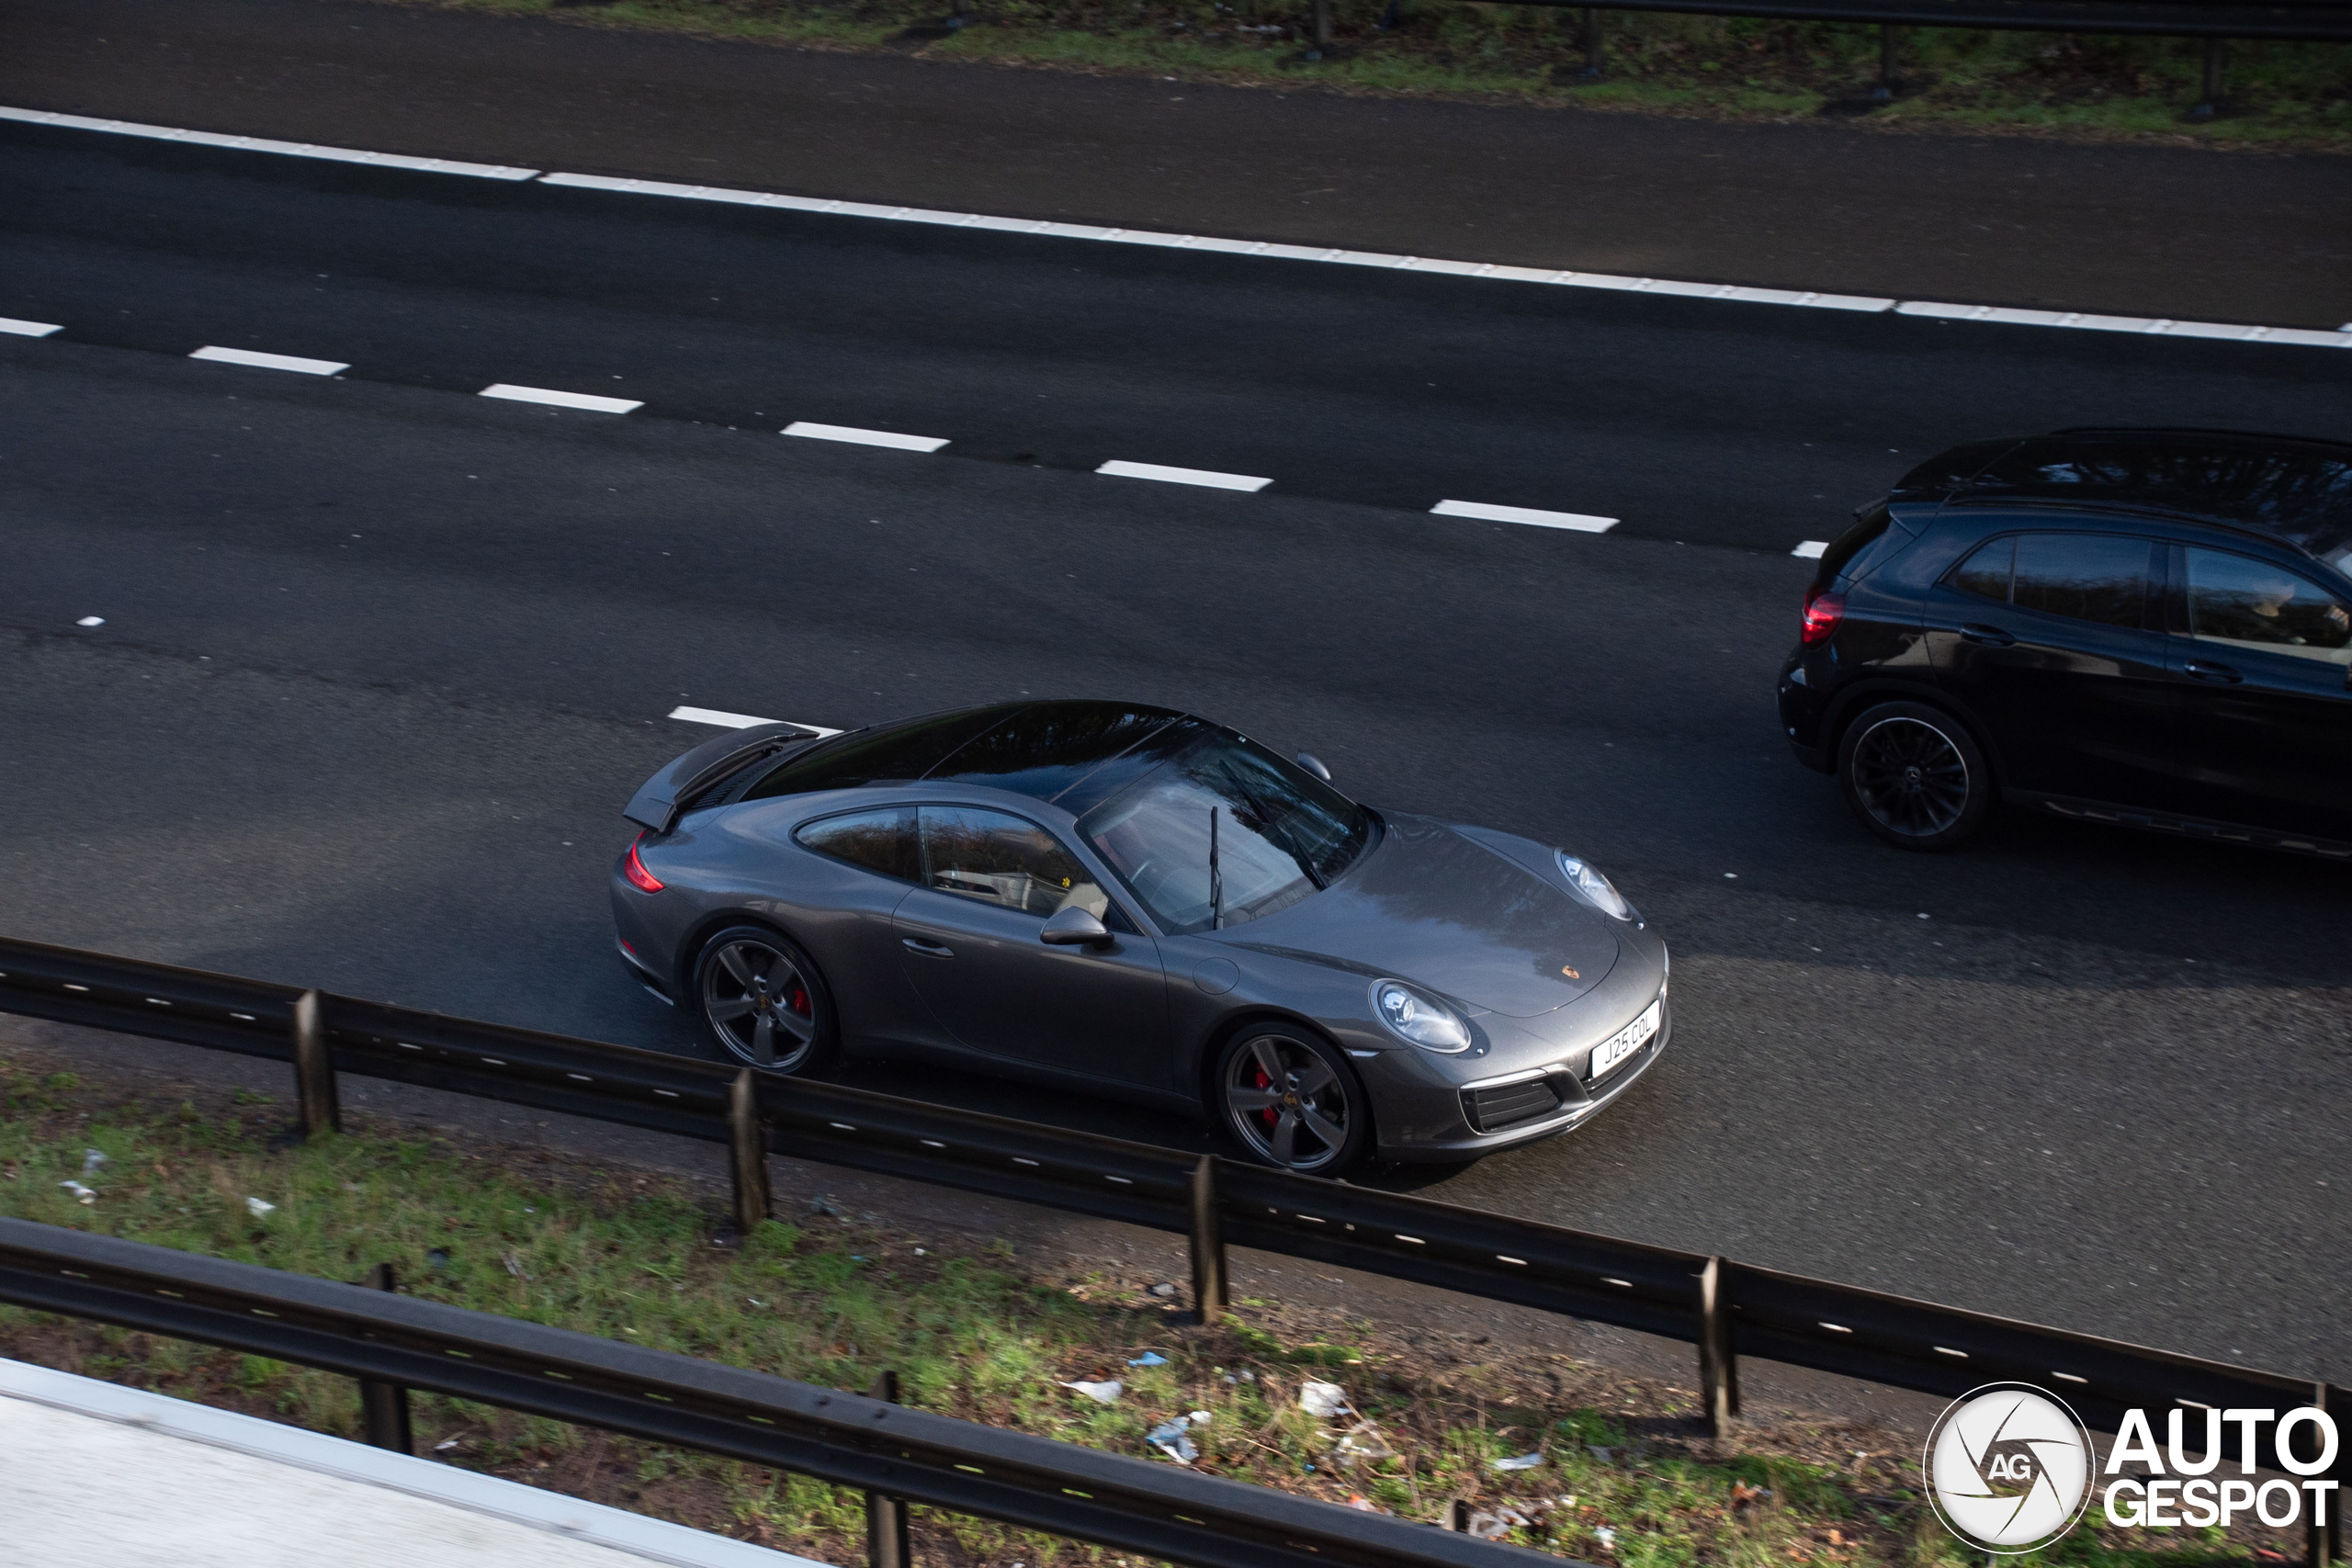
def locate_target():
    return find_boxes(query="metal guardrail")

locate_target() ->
[0,933,2343,1567]
[0,1216,1561,1568]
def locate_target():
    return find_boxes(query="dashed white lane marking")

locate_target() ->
[0,106,541,180]
[1432,499,1618,534]
[190,344,348,376]
[783,422,948,453]
[479,383,643,414]
[1,317,63,337]
[1792,540,1830,559]
[669,705,844,736]
[1095,459,1272,492]
[75,616,105,627]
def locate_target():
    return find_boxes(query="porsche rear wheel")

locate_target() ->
[693,924,838,1075]
[1216,1030,1368,1176]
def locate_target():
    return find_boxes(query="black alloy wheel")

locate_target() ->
[693,924,838,1074]
[1216,1030,1368,1175]
[1838,702,1993,851]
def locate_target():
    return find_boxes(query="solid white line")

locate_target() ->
[0,317,63,337]
[0,105,539,179]
[1095,459,1272,492]
[13,105,2342,347]
[1431,499,1618,533]
[1792,540,1830,559]
[478,383,642,413]
[190,344,347,376]
[669,705,845,735]
[783,422,948,453]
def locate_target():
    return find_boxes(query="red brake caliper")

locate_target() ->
[789,985,810,1018]
[1254,1064,1277,1128]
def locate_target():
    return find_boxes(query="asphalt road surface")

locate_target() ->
[1,120,2347,1390]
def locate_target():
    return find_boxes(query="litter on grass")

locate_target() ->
[1333,1425,1395,1465]
[58,1180,96,1204]
[1346,1495,1385,1512]
[1587,1445,1614,1463]
[1127,1351,1170,1367]
[1146,1420,1198,1463]
[1466,1506,1530,1540]
[244,1197,276,1219]
[1062,1380,1123,1404]
[1298,1381,1351,1417]
[1186,1410,1212,1426]
[1494,1450,1544,1471]
[1596,1526,1619,1549]
[81,1149,107,1176]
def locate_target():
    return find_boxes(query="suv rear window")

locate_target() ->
[1813,505,1894,590]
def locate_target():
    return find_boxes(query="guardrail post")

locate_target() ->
[1440,1496,1472,1530]
[1188,1154,1227,1323]
[1308,0,1331,57]
[728,1069,771,1238]
[1697,1256,1740,1439]
[358,1262,413,1454]
[1580,8,1605,79]
[867,1370,911,1568]
[2191,37,2226,118]
[1872,23,1899,102]
[291,988,340,1138]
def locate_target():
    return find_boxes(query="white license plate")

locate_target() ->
[1589,999,1661,1081]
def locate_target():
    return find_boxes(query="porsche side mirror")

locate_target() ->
[1040,907,1113,948]
[1295,751,1332,783]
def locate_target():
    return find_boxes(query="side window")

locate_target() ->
[2010,533,2151,628]
[920,807,1127,927]
[2184,548,2352,664]
[795,807,919,882]
[1951,536,2014,602]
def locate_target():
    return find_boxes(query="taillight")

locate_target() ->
[1801,587,1846,647]
[623,835,665,893]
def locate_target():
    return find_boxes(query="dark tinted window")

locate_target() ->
[742,705,1020,802]
[1951,536,2014,602]
[2184,548,2352,665]
[796,807,920,882]
[1813,505,1892,591]
[2010,534,2151,627]
[1050,716,1209,817]
[927,701,1183,803]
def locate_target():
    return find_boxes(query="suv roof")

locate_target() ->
[1894,428,2352,572]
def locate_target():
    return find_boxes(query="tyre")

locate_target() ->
[691,924,840,1075]
[1837,701,1993,852]
[1214,1027,1370,1176]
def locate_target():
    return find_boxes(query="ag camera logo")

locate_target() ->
[1923,1383,2095,1553]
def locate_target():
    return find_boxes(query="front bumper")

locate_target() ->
[1367,996,1673,1162]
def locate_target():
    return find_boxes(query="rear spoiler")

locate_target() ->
[622,722,835,834]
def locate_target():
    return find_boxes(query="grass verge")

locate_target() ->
[0,1058,2292,1567]
[360,0,2351,151]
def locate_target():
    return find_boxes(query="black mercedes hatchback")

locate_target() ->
[1779,428,2352,856]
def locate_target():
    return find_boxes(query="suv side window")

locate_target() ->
[1951,536,2013,602]
[919,806,1135,931]
[2010,533,2152,627]
[2183,547,2352,665]
[795,807,920,882]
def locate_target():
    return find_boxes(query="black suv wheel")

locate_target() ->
[1837,702,1993,851]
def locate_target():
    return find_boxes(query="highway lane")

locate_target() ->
[6,127,2349,556]
[1,338,2346,1386]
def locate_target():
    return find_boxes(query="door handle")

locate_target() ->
[1960,624,2016,648]
[2182,660,2243,685]
[900,937,955,959]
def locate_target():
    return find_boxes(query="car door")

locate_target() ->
[1922,525,2178,807]
[786,805,933,1050]
[893,804,1170,1088]
[2162,544,2352,841]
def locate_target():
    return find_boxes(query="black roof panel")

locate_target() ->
[924,700,1189,806]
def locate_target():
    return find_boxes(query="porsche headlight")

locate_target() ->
[1372,981,1472,1053]
[1555,851,1634,921]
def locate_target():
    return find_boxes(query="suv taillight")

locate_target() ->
[1801,587,1846,647]
[623,834,665,893]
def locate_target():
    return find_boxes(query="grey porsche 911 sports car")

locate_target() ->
[612,700,1669,1173]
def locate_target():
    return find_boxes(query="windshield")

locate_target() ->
[1075,731,1372,934]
